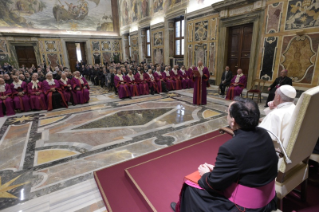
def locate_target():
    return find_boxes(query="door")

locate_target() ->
[66,42,77,72]
[66,42,87,72]
[80,42,87,65]
[227,23,253,76]
[15,46,37,68]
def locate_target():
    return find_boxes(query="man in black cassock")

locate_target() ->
[219,66,233,95]
[171,97,278,212]
[265,69,292,107]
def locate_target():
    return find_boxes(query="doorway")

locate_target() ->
[66,42,87,72]
[227,23,253,76]
[15,46,37,68]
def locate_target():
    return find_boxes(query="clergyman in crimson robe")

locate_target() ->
[59,73,74,105]
[225,68,247,100]
[125,69,139,97]
[135,69,149,95]
[163,66,175,91]
[170,65,182,90]
[0,78,15,117]
[187,66,194,88]
[114,69,131,99]
[193,61,210,105]
[28,73,47,111]
[154,66,168,93]
[11,75,31,112]
[178,65,191,89]
[72,71,90,104]
[146,69,159,95]
[42,73,68,111]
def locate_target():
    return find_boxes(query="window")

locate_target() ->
[174,18,185,57]
[146,29,151,58]
[128,35,131,58]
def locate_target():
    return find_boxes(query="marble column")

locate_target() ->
[138,28,146,63]
[164,20,174,65]
[122,35,130,62]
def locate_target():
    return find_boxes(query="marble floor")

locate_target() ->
[0,85,269,212]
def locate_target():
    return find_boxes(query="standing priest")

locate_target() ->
[192,61,210,105]
[265,69,292,107]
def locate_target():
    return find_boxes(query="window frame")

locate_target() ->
[146,28,151,58]
[174,17,185,58]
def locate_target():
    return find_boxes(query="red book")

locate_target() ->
[184,171,201,184]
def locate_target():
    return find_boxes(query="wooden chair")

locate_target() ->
[246,79,266,103]
[220,85,319,211]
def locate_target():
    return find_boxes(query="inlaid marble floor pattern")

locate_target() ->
[0,85,234,212]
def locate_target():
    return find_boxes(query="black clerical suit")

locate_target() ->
[219,70,233,95]
[265,76,292,106]
[178,127,278,212]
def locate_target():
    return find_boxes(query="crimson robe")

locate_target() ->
[145,73,159,93]
[154,71,167,93]
[27,81,47,110]
[225,75,247,100]
[114,75,131,99]
[193,67,210,105]
[170,70,182,90]
[11,81,31,112]
[0,84,15,117]
[125,75,139,97]
[59,79,74,104]
[42,80,68,111]
[187,68,194,88]
[163,71,175,91]
[178,69,191,89]
[135,73,149,95]
[72,77,90,104]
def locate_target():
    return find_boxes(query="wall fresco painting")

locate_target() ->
[0,0,115,32]
[285,0,319,30]
[260,37,278,80]
[266,3,283,34]
[194,43,207,66]
[153,48,164,65]
[281,35,317,83]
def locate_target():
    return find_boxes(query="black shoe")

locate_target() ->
[170,202,176,211]
[129,96,132,99]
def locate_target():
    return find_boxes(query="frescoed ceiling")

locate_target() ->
[0,0,119,34]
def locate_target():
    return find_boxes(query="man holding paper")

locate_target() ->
[192,61,210,105]
[171,97,278,212]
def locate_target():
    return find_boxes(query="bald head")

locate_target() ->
[0,78,4,85]
[198,61,203,67]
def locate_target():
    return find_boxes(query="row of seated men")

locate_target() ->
[112,65,199,99]
[0,71,90,117]
[219,66,293,103]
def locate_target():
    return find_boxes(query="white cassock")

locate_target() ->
[259,102,296,144]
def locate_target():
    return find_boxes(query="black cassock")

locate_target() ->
[178,128,278,212]
[265,76,292,106]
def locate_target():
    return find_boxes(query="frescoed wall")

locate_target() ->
[0,0,119,33]
[38,39,66,68]
[257,0,319,88]
[186,14,218,75]
[90,39,122,64]
[119,0,212,28]
[151,28,164,65]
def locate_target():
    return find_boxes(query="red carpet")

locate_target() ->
[94,130,231,212]
[94,130,319,212]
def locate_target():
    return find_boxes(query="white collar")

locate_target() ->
[46,79,55,85]
[13,80,23,88]
[276,102,294,109]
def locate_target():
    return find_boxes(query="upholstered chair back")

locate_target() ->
[279,86,319,173]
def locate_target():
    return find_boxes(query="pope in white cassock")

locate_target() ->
[259,85,296,144]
